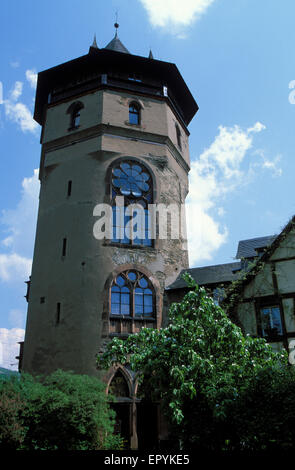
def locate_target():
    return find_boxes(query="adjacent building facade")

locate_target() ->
[226,218,295,353]
[167,219,295,356]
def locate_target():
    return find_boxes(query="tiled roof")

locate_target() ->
[166,262,241,290]
[235,235,276,259]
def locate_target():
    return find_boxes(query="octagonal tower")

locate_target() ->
[21,30,198,446]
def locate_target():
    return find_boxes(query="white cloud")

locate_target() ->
[0,328,25,371]
[1,169,39,257]
[26,69,37,89]
[217,207,225,217]
[0,253,32,282]
[10,81,23,101]
[247,122,266,133]
[4,80,38,134]
[261,156,282,177]
[186,122,267,266]
[0,169,39,282]
[5,101,38,133]
[252,149,283,177]
[139,0,215,30]
[186,206,228,263]
[10,61,20,68]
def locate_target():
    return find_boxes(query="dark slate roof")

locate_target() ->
[235,235,276,259]
[34,46,198,126]
[166,262,241,290]
[104,34,130,54]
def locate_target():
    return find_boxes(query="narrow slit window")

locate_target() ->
[56,303,61,324]
[67,180,72,197]
[176,124,182,149]
[62,238,67,257]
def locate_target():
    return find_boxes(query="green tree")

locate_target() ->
[225,364,295,451]
[0,377,26,450]
[0,370,123,450]
[98,274,287,450]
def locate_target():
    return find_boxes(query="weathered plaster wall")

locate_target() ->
[43,91,103,143]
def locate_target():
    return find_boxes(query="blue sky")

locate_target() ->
[0,0,294,368]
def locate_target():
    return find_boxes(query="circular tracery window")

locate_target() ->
[112,161,152,203]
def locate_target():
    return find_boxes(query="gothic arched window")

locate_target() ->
[111,160,153,246]
[109,370,130,397]
[111,271,155,318]
[129,102,141,125]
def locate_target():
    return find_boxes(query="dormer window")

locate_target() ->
[129,102,141,125]
[67,101,84,131]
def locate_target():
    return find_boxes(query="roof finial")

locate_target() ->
[91,33,98,49]
[148,49,154,59]
[104,12,130,54]
[114,11,119,37]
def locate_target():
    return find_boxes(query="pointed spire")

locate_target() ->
[148,49,154,59]
[104,20,130,54]
[91,34,98,49]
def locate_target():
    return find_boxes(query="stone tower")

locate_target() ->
[21,29,198,445]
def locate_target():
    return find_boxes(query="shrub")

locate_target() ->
[0,370,122,451]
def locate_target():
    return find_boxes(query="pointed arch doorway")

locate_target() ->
[108,368,133,448]
[107,367,161,450]
[135,376,159,451]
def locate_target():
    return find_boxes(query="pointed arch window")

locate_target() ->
[109,370,130,397]
[111,271,155,319]
[129,102,141,125]
[111,160,153,247]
